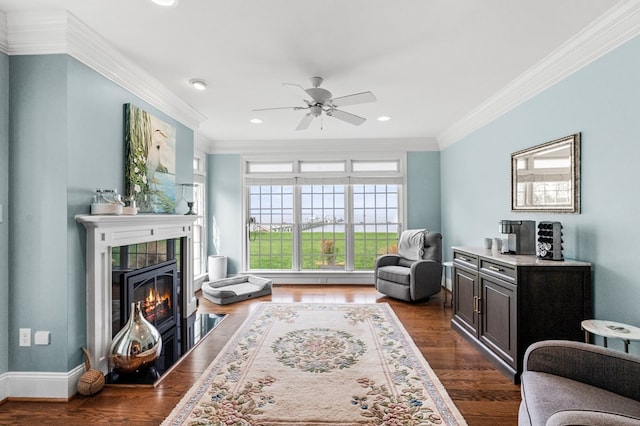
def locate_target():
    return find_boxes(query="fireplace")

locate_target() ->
[76,214,199,375]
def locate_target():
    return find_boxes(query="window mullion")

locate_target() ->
[345,184,354,271]
[293,184,301,271]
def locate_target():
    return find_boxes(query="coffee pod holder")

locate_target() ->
[537,221,563,261]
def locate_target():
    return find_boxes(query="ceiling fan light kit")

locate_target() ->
[253,77,377,130]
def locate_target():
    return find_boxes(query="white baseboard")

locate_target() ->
[234,271,374,285]
[5,364,85,400]
[0,371,7,402]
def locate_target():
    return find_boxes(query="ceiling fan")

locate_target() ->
[253,76,377,130]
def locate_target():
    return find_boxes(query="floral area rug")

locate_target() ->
[162,303,467,425]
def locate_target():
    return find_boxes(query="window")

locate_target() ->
[248,185,294,269]
[192,181,205,275]
[352,184,399,270]
[300,184,345,270]
[193,153,206,277]
[300,161,346,173]
[245,157,403,272]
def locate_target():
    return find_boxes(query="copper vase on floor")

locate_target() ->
[109,301,162,373]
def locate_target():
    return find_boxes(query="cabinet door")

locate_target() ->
[453,266,478,336]
[479,276,517,368]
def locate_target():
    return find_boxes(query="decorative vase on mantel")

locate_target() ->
[109,301,162,374]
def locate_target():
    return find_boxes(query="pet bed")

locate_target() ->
[201,275,272,305]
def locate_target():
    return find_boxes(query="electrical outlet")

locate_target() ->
[19,328,31,347]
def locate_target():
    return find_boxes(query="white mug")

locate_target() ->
[484,238,492,249]
[492,237,502,252]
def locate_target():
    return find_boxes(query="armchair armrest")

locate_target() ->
[409,259,442,301]
[375,254,400,269]
[547,410,640,426]
[523,340,640,401]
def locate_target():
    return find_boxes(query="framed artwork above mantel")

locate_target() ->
[124,103,177,213]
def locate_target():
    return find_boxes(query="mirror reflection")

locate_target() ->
[511,133,580,213]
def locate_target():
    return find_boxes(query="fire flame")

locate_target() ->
[141,287,172,322]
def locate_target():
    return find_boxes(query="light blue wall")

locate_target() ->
[207,154,242,275]
[441,34,640,354]
[0,52,8,375]
[407,151,441,232]
[9,55,69,373]
[8,54,194,372]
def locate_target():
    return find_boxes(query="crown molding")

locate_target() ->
[209,137,440,155]
[437,0,640,149]
[0,11,7,54]
[4,9,206,130]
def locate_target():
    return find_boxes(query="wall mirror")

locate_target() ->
[511,133,580,213]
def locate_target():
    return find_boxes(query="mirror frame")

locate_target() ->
[511,133,581,213]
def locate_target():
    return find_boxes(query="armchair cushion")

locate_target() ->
[377,264,411,285]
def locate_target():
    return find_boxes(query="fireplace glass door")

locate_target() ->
[121,260,178,335]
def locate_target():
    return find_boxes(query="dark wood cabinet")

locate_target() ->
[451,247,591,383]
[479,273,517,368]
[452,251,479,336]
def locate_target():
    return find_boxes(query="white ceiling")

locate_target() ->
[0,0,624,145]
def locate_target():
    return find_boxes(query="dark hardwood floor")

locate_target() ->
[0,285,521,425]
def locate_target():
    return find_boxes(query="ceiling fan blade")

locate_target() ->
[329,91,377,107]
[296,113,314,130]
[326,109,366,126]
[283,82,313,101]
[252,106,305,112]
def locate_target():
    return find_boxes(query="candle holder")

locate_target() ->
[181,183,197,215]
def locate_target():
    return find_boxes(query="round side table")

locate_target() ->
[442,261,453,308]
[581,319,640,353]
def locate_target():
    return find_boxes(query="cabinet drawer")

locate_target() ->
[453,250,478,270]
[480,259,516,283]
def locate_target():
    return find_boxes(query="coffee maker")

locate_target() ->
[499,220,536,254]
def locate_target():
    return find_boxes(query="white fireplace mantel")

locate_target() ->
[75,214,199,374]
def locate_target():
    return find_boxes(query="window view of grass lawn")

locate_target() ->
[249,184,399,271]
[249,231,398,270]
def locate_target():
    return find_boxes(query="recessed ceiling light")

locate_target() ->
[189,79,207,91]
[377,116,391,122]
[151,0,179,7]
[250,118,263,124]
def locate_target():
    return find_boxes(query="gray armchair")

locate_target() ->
[374,230,442,302]
[519,340,640,426]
